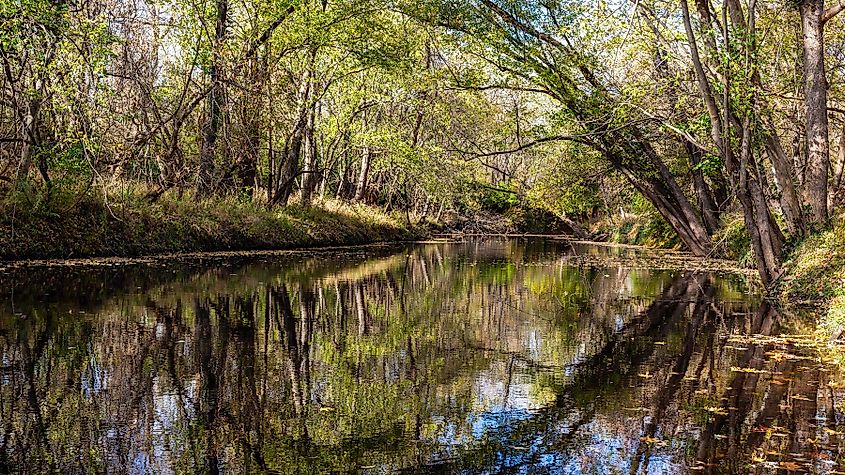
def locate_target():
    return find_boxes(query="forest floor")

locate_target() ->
[0,190,422,260]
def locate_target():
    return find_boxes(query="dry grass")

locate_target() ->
[0,184,422,260]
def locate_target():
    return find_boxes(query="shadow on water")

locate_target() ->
[0,237,842,474]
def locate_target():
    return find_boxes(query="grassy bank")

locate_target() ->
[0,187,422,260]
[779,214,845,339]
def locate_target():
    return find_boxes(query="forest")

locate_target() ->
[8,1,845,470]
[3,0,845,289]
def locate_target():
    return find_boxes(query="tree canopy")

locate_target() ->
[3,0,845,284]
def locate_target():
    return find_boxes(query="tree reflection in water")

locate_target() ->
[0,238,841,474]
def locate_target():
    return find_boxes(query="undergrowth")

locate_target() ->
[597,212,680,250]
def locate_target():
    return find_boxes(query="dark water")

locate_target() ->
[1,238,842,474]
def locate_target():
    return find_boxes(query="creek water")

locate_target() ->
[1,237,841,474]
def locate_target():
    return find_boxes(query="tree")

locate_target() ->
[406,0,715,255]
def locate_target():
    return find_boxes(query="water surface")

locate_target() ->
[1,238,841,474]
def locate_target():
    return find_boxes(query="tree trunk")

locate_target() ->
[353,147,371,202]
[616,161,711,256]
[235,52,268,197]
[17,98,41,185]
[834,123,845,194]
[765,132,807,236]
[272,125,302,206]
[299,49,319,204]
[269,66,313,207]
[336,157,351,200]
[617,128,714,255]
[299,93,318,203]
[198,0,228,196]
[685,142,721,234]
[800,0,830,225]
[641,7,720,236]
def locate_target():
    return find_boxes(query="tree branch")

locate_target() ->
[245,5,296,59]
[450,134,590,158]
[446,83,551,96]
[478,0,604,91]
[823,0,845,24]
[632,105,718,156]
[479,0,567,50]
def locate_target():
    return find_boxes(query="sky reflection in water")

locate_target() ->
[0,238,840,474]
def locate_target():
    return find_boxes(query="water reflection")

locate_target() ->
[0,238,841,474]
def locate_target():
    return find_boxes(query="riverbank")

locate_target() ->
[0,189,422,260]
[779,214,845,339]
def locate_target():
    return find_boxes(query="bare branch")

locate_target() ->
[245,5,296,59]
[449,134,591,159]
[446,83,552,96]
[823,0,845,24]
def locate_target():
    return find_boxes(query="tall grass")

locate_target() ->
[0,182,421,260]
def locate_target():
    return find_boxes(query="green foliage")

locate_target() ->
[711,214,753,265]
[530,180,601,217]
[474,182,519,212]
[692,154,724,176]
[599,194,680,249]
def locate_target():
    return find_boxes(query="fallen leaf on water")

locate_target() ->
[731,366,768,374]
[704,406,728,416]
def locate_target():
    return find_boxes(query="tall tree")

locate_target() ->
[799,0,845,225]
